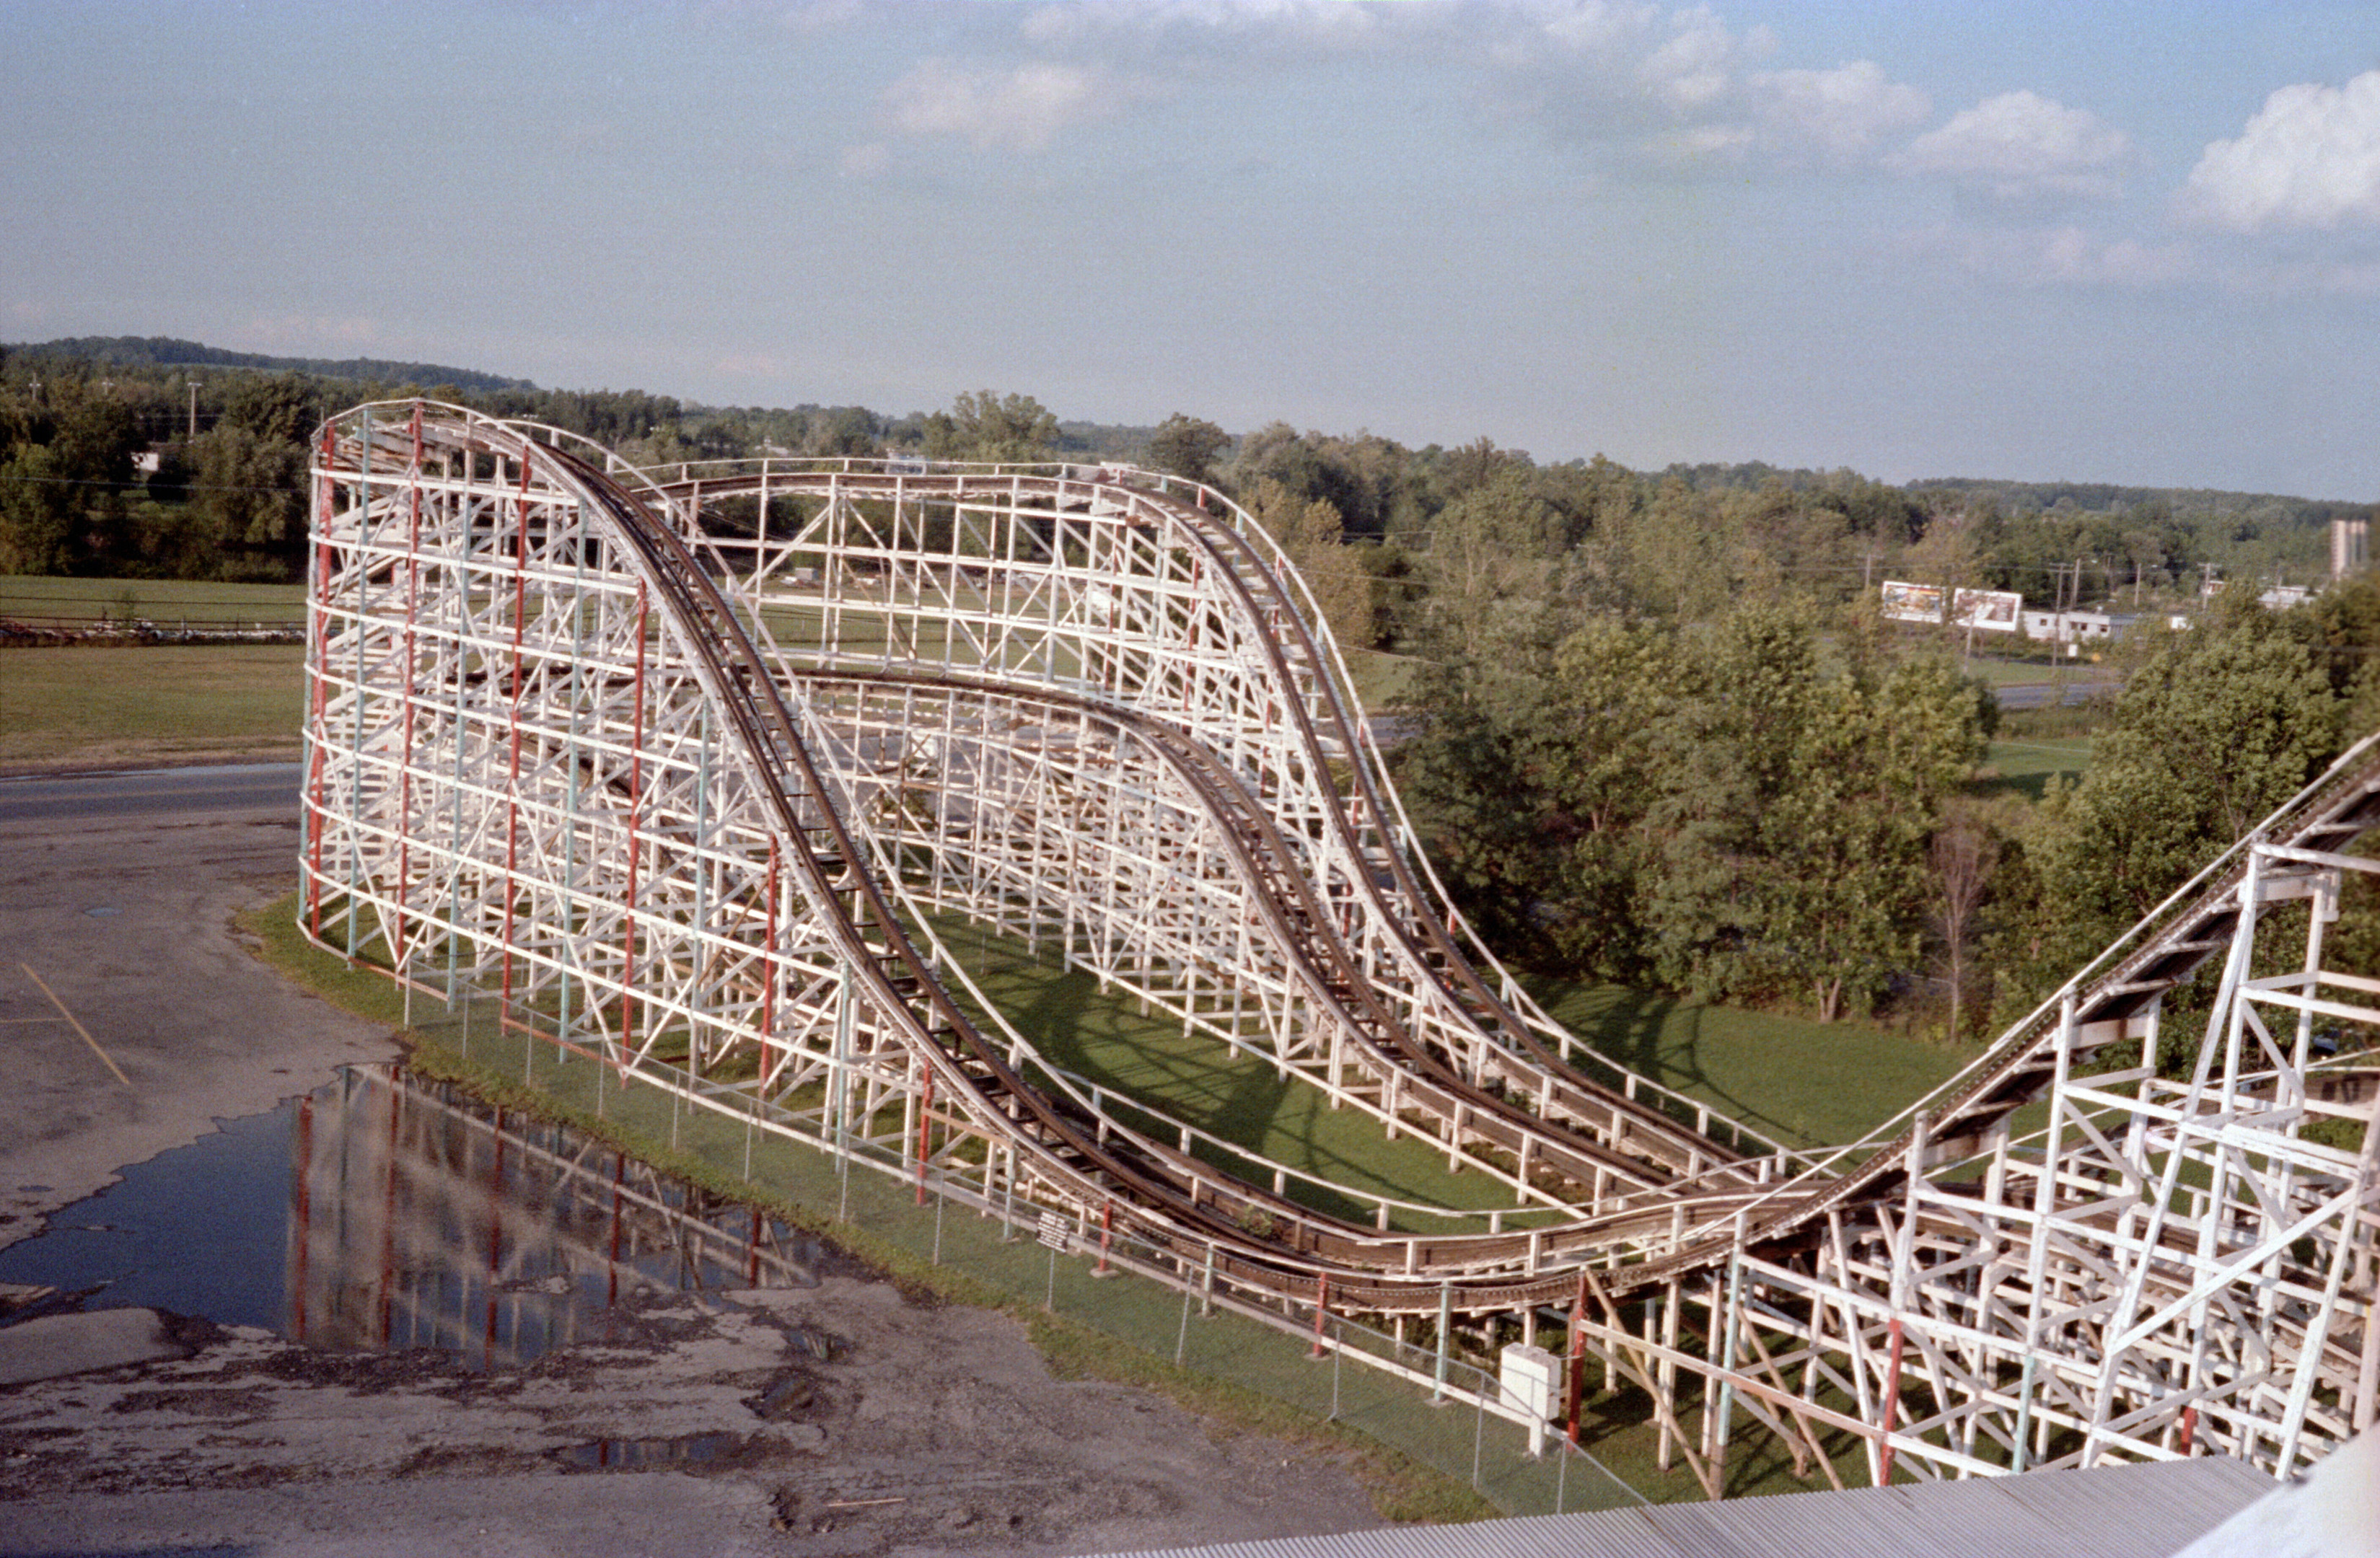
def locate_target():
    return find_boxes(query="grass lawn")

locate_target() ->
[0,574,305,626]
[1344,646,1426,711]
[1977,735,2094,801]
[1518,975,1981,1152]
[1962,654,2060,687]
[928,919,1532,1229]
[933,917,1974,1200]
[0,644,306,770]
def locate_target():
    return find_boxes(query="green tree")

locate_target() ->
[1249,478,1373,651]
[1529,619,1677,977]
[2026,610,2341,982]
[221,373,320,443]
[1406,616,1679,978]
[1146,413,1229,484]
[1752,655,1987,1020]
[1610,475,1739,622]
[1415,472,1570,659]
[927,390,1058,464]
[1638,606,1820,1000]
[1929,796,2016,1044]
[0,442,75,574]
[190,423,307,578]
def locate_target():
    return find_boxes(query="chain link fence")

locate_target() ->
[398,980,1661,1516]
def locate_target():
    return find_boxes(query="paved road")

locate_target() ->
[0,761,302,825]
[1995,679,2120,711]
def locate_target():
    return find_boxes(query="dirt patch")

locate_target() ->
[107,1386,273,1417]
[0,1280,1384,1556]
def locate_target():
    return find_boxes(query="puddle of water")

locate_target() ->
[0,1065,822,1368]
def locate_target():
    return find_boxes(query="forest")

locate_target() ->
[5,335,2376,1051]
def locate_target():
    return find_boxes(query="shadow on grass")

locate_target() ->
[1528,980,1808,1151]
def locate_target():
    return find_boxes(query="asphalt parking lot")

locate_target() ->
[0,763,395,1249]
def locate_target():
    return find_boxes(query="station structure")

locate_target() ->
[299,402,2379,1492]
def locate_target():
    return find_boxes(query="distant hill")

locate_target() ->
[1,335,535,395]
[1909,475,2371,523]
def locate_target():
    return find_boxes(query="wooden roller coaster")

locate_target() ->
[301,403,2376,1494]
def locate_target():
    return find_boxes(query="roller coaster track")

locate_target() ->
[657,464,1752,1184]
[304,404,2376,1487]
[547,439,1755,1293]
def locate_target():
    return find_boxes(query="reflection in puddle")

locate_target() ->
[0,1066,820,1367]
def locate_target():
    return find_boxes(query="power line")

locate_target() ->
[0,471,303,496]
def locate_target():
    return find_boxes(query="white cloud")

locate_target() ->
[1528,0,1659,61]
[1752,61,1929,159]
[1480,4,1923,173]
[1902,221,2200,290]
[1893,90,2133,199]
[1905,219,2380,298]
[1021,0,1392,55]
[2182,71,2380,232]
[838,141,891,178]
[882,58,1124,154]
[1635,6,1736,110]
[874,5,1920,179]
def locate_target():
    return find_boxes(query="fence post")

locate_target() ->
[1472,1370,1486,1492]
[1433,1282,1452,1404]
[1175,1270,1194,1367]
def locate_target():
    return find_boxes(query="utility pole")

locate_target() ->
[188,381,201,441]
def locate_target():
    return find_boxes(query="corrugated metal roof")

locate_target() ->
[1093,1456,2277,1558]
[2172,1427,2380,1558]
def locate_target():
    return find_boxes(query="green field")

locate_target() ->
[0,643,306,770]
[1519,976,1976,1151]
[1343,646,1425,711]
[930,920,1542,1230]
[1979,735,2094,800]
[930,917,1966,1202]
[0,574,307,626]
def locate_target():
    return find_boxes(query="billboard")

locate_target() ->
[1951,587,2021,632]
[1879,580,1944,624]
[1880,581,2021,632]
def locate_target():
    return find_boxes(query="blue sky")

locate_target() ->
[7,1,2380,497]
